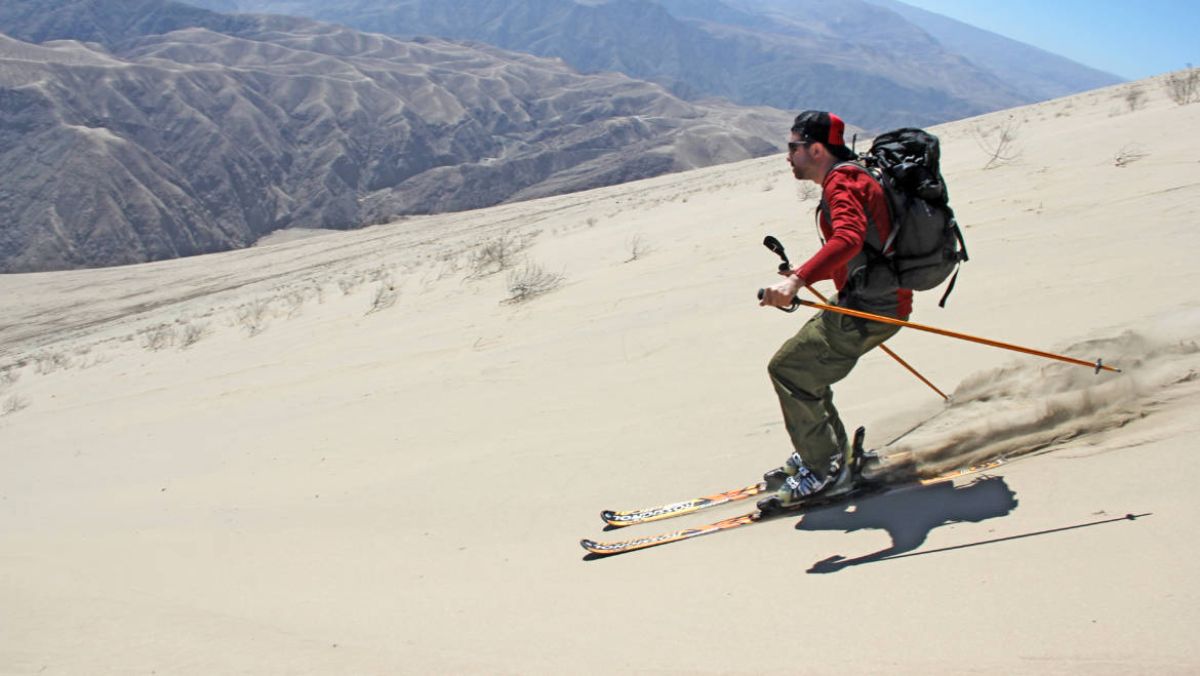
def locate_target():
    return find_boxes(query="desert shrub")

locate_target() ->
[1114,143,1149,167]
[624,234,652,263]
[33,351,72,375]
[0,366,18,390]
[179,322,209,348]
[504,262,564,304]
[139,323,176,351]
[975,117,1022,169]
[367,275,399,314]
[236,299,273,336]
[280,290,308,319]
[1124,87,1146,112]
[469,231,532,278]
[2,395,30,416]
[1163,66,1199,105]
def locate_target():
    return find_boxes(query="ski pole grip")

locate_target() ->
[758,288,800,312]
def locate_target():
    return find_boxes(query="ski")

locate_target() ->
[602,428,874,529]
[600,482,767,528]
[581,459,1003,557]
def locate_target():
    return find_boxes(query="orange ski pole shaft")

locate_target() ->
[761,290,1122,374]
[803,285,949,400]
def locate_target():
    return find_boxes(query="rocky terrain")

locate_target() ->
[186,0,1121,130]
[0,0,789,272]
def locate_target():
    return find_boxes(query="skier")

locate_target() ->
[756,111,912,512]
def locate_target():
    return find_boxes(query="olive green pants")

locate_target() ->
[768,307,901,479]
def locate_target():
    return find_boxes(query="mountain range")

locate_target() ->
[183,0,1122,130]
[0,0,789,272]
[0,0,1123,272]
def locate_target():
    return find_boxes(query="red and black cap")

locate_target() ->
[791,110,847,147]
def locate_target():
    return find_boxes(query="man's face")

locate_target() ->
[786,132,817,182]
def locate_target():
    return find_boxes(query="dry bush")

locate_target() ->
[469,231,532,278]
[236,299,273,336]
[421,254,464,290]
[0,366,18,391]
[139,323,177,351]
[1114,143,1149,167]
[2,395,30,416]
[435,251,462,280]
[1163,66,1199,105]
[179,322,209,348]
[367,275,399,314]
[302,278,327,305]
[33,351,72,375]
[975,117,1022,169]
[796,182,820,201]
[504,262,564,304]
[280,290,308,319]
[624,234,652,263]
[1124,87,1146,112]
[337,271,367,296]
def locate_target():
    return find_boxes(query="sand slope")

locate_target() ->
[2,73,1199,674]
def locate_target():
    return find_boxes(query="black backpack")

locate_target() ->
[859,128,968,307]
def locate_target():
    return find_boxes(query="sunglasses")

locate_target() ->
[787,140,813,153]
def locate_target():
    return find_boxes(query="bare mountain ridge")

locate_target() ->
[0,1,790,272]
[864,0,1122,101]
[184,0,1120,130]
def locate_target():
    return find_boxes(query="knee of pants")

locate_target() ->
[769,366,825,403]
[767,340,818,378]
[768,355,811,393]
[766,352,790,381]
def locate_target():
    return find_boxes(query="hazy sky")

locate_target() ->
[900,0,1198,80]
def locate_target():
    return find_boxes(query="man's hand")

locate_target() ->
[759,273,804,307]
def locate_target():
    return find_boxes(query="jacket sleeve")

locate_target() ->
[795,170,868,282]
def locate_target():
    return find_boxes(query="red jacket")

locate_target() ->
[795,165,913,318]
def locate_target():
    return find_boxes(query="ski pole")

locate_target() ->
[761,236,950,399]
[757,291,1121,374]
[803,284,949,400]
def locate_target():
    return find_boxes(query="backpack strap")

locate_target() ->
[936,221,969,307]
[938,268,959,308]
[822,162,894,264]
[952,219,969,263]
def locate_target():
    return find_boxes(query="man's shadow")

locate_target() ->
[796,476,1018,574]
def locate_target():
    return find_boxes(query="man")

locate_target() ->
[756,111,912,512]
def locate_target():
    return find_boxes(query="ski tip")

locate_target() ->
[599,510,632,528]
[580,539,609,556]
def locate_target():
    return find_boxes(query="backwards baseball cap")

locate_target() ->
[791,110,847,147]
[791,110,855,161]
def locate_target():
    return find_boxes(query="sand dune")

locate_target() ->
[2,72,1199,673]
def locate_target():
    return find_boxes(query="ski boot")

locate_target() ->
[757,427,869,514]
[762,454,800,493]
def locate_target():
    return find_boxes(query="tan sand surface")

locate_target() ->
[2,75,1199,674]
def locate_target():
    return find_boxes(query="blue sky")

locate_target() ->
[900,0,1198,80]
